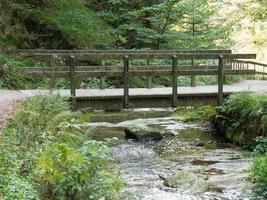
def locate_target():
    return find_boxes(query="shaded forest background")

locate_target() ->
[0,0,266,59]
[0,0,266,89]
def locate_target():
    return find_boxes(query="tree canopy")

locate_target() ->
[0,0,234,51]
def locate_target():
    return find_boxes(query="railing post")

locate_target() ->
[49,54,57,94]
[254,64,256,79]
[172,55,178,108]
[69,55,77,108]
[123,55,129,109]
[190,59,196,87]
[146,59,152,88]
[100,60,105,89]
[223,59,227,83]
[218,55,224,106]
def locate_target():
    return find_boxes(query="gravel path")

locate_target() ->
[0,90,29,130]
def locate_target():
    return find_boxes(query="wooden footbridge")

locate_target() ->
[18,49,267,110]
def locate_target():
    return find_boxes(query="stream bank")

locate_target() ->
[85,109,252,200]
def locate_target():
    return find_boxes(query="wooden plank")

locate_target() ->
[123,55,129,109]
[172,55,178,107]
[18,64,238,73]
[17,52,256,60]
[218,55,224,106]
[17,49,232,55]
[20,69,256,78]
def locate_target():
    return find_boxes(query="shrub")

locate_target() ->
[7,95,69,146]
[216,92,267,147]
[1,173,39,200]
[0,53,46,89]
[1,95,124,199]
[251,155,267,199]
[36,141,124,200]
[254,136,267,154]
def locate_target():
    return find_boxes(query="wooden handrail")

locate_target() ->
[16,49,259,108]
[232,59,267,67]
[16,52,256,60]
[17,49,232,54]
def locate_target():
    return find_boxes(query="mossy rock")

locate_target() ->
[124,125,173,141]
[163,170,209,193]
[86,126,125,140]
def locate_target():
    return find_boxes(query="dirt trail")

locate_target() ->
[0,90,28,130]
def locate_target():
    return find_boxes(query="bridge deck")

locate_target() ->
[20,80,266,97]
[15,80,266,109]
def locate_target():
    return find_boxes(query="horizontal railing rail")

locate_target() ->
[19,66,255,77]
[17,52,255,60]
[232,59,267,75]
[17,49,232,54]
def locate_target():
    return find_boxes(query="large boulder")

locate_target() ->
[163,170,209,193]
[124,125,173,141]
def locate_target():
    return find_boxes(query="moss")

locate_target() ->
[164,170,209,193]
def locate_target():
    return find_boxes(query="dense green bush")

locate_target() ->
[36,141,124,200]
[216,92,267,147]
[0,95,124,200]
[250,135,267,199]
[0,53,48,89]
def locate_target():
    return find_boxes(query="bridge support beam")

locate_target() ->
[69,55,77,108]
[217,55,224,106]
[172,55,178,108]
[123,55,129,109]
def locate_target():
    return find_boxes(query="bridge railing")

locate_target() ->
[231,59,267,78]
[17,49,256,108]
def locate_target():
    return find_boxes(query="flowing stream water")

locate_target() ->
[86,109,252,200]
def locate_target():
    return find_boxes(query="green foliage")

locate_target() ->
[1,173,40,200]
[168,0,231,49]
[87,0,231,49]
[0,52,48,89]
[7,95,69,146]
[245,0,267,21]
[0,95,124,199]
[36,0,115,48]
[250,137,267,199]
[176,106,216,124]
[216,92,267,146]
[36,141,124,200]
[251,154,267,199]
[0,53,28,89]
[254,136,267,154]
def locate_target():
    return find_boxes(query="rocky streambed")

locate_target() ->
[85,109,253,200]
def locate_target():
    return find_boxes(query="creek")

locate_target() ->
[86,109,252,200]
